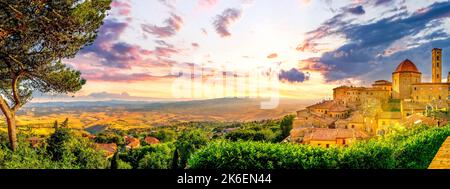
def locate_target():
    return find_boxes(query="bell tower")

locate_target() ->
[432,48,442,83]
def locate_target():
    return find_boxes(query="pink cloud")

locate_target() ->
[111,0,132,16]
[142,13,183,38]
[198,0,219,9]
[299,57,333,73]
[213,8,242,37]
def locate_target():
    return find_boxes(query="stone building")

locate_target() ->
[291,48,450,146]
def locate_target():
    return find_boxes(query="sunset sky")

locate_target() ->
[35,0,450,102]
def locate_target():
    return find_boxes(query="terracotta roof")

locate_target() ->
[333,86,350,89]
[403,113,447,127]
[125,136,140,149]
[374,80,391,84]
[95,143,117,158]
[306,100,334,109]
[393,59,420,73]
[304,128,369,141]
[329,104,350,112]
[144,136,160,145]
[372,80,392,86]
[306,100,349,112]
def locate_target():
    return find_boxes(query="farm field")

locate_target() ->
[0,98,309,135]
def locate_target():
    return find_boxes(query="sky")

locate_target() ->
[34,0,450,102]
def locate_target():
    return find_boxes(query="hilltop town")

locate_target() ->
[290,48,450,148]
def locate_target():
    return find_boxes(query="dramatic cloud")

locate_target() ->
[267,53,278,59]
[213,8,242,37]
[299,1,450,81]
[279,68,310,83]
[142,13,183,38]
[299,57,333,73]
[345,5,365,15]
[80,19,147,68]
[73,18,180,84]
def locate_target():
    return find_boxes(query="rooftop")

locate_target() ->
[393,59,421,74]
[303,128,369,141]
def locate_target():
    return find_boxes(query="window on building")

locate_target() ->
[345,125,348,129]
[439,96,442,100]
[437,62,440,67]
[437,74,440,78]
[352,125,355,129]
[437,55,440,60]
[414,87,416,91]
[326,144,330,148]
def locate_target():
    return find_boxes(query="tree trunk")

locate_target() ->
[5,113,17,151]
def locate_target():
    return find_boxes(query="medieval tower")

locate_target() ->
[432,48,442,83]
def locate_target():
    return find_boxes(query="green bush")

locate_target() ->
[138,144,173,169]
[116,160,133,169]
[120,143,174,169]
[188,125,450,169]
[225,129,276,142]
[95,132,124,145]
[0,143,57,169]
[175,130,209,168]
[46,126,108,169]
[149,130,177,142]
[393,126,450,168]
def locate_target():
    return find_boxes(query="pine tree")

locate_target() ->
[61,118,69,128]
[0,0,111,151]
[111,151,119,169]
[53,120,59,130]
[171,148,179,169]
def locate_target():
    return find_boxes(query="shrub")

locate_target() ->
[138,144,173,169]
[188,125,450,169]
[393,126,450,168]
[176,130,209,168]
[46,126,108,169]
[121,143,174,169]
[188,141,340,169]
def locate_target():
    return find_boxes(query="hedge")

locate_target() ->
[188,125,450,169]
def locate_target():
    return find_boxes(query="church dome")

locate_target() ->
[393,59,420,73]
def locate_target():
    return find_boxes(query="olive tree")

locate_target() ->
[0,0,111,150]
